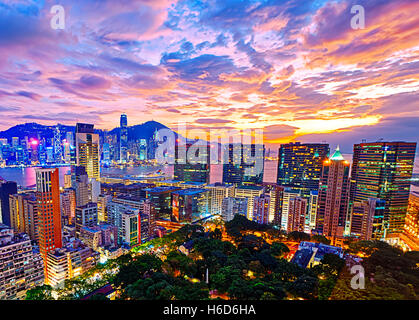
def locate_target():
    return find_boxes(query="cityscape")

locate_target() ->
[0,0,418,306]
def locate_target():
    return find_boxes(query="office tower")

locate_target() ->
[404,192,419,250]
[120,211,138,246]
[350,141,417,236]
[143,200,157,238]
[171,188,209,223]
[139,139,147,160]
[61,188,76,225]
[46,244,99,288]
[102,142,111,165]
[174,142,210,183]
[222,197,248,222]
[253,194,270,224]
[144,186,181,220]
[263,183,285,225]
[64,171,72,189]
[351,198,386,241]
[72,166,90,207]
[97,194,112,223]
[205,183,235,216]
[315,148,350,244]
[281,188,301,232]
[12,137,19,148]
[53,126,63,163]
[277,142,329,197]
[0,224,44,299]
[307,191,319,233]
[75,123,100,180]
[75,202,98,236]
[35,168,62,285]
[138,213,150,244]
[89,178,101,203]
[288,197,308,233]
[222,143,265,185]
[0,181,18,226]
[235,185,264,220]
[119,114,128,163]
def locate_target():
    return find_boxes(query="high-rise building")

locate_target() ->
[144,186,181,220]
[97,194,112,223]
[61,188,76,225]
[351,198,386,241]
[288,197,308,233]
[262,183,284,225]
[75,123,100,180]
[277,142,329,197]
[71,166,90,207]
[235,185,264,220]
[205,183,235,216]
[35,168,62,285]
[222,143,265,185]
[307,191,319,233]
[171,188,209,223]
[253,194,270,224]
[349,141,417,237]
[281,188,301,232]
[174,142,210,183]
[119,114,128,163]
[0,224,44,299]
[120,210,138,246]
[46,243,99,288]
[315,148,350,244]
[221,197,248,222]
[0,181,18,226]
[9,192,39,242]
[143,200,157,238]
[75,202,98,236]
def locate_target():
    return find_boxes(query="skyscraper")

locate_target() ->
[119,114,128,163]
[277,142,329,197]
[75,123,100,180]
[288,197,308,233]
[315,147,350,244]
[222,143,265,185]
[174,142,210,183]
[349,141,417,237]
[35,168,62,285]
[253,194,270,224]
[0,181,17,226]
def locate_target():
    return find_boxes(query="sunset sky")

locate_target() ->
[0,0,418,154]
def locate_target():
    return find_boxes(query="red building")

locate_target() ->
[36,168,62,285]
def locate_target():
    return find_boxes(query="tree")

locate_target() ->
[270,242,290,258]
[287,231,310,242]
[311,235,331,245]
[25,285,54,300]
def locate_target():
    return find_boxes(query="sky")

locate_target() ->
[0,0,418,155]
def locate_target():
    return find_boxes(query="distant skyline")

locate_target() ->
[0,0,418,154]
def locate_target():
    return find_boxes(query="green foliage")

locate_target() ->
[271,242,290,257]
[310,235,331,245]
[25,285,54,300]
[287,231,311,242]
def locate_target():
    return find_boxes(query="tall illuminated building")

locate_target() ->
[119,114,128,163]
[0,180,17,226]
[349,141,417,237]
[174,142,210,183]
[253,194,270,224]
[277,142,329,197]
[35,168,62,285]
[222,143,265,185]
[288,197,308,233]
[171,188,209,223]
[9,192,38,241]
[315,147,350,245]
[75,123,100,180]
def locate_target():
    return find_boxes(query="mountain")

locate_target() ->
[0,120,174,142]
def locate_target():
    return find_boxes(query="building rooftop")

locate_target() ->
[236,185,264,191]
[172,188,208,196]
[144,186,181,193]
